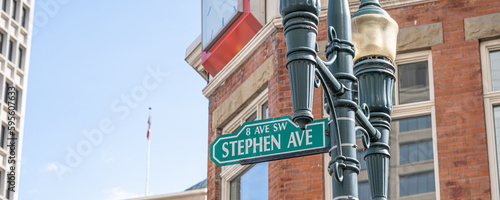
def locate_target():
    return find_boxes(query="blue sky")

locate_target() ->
[19,0,207,199]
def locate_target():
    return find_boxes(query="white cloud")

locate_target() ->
[103,187,142,200]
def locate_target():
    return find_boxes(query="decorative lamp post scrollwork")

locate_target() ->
[280,0,398,199]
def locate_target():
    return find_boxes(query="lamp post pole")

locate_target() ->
[280,0,398,199]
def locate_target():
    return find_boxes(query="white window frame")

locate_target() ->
[324,51,440,200]
[220,89,268,200]
[481,39,500,200]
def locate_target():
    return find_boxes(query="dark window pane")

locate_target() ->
[418,141,428,161]
[357,151,367,171]
[398,116,431,133]
[2,0,6,11]
[409,143,418,163]
[408,174,418,195]
[401,140,433,164]
[4,82,9,103]
[0,32,3,54]
[17,47,22,68]
[493,106,500,193]
[428,140,434,160]
[0,126,4,148]
[418,173,427,194]
[408,118,417,131]
[491,50,500,91]
[10,0,16,20]
[261,102,268,119]
[428,172,435,192]
[400,144,408,164]
[358,182,371,200]
[231,162,268,200]
[400,172,435,197]
[418,116,427,130]
[21,6,25,27]
[246,112,257,122]
[398,61,430,104]
[400,176,408,197]
[399,119,408,132]
[426,116,432,128]
[14,87,18,111]
[7,39,13,61]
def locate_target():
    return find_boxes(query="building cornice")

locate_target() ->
[185,35,209,81]
[201,16,282,98]
[184,0,439,98]
[349,0,438,12]
[127,188,207,200]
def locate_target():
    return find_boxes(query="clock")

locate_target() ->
[202,0,244,50]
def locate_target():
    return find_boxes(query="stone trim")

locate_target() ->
[397,22,443,52]
[464,12,500,41]
[211,55,274,129]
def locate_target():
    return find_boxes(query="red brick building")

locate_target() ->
[185,0,500,199]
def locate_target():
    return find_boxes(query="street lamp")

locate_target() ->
[280,0,398,199]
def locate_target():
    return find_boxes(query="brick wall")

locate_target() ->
[206,31,276,200]
[387,0,500,199]
[206,0,500,199]
[268,29,325,200]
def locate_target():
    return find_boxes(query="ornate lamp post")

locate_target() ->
[280,0,398,199]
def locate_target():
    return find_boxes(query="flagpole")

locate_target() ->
[146,107,151,196]
[146,137,151,196]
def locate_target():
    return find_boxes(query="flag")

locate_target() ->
[147,108,151,140]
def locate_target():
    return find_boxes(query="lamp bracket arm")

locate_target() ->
[334,100,381,141]
[316,68,347,183]
[315,69,342,157]
[315,55,345,95]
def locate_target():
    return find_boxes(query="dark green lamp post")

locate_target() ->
[280,0,398,199]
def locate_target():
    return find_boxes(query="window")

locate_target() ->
[2,0,6,12]
[398,116,433,165]
[3,83,19,111]
[400,140,433,164]
[491,50,500,91]
[7,39,13,61]
[10,0,16,20]
[0,125,4,148]
[398,61,429,104]
[13,86,18,111]
[324,51,437,200]
[398,115,431,133]
[358,182,371,200]
[17,46,23,69]
[356,150,367,171]
[400,171,435,197]
[20,6,26,28]
[5,183,9,199]
[3,82,9,104]
[230,162,268,200]
[0,32,3,55]
[220,90,269,200]
[393,51,433,105]
[494,106,500,194]
[482,39,500,200]
[391,116,436,198]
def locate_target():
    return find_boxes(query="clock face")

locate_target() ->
[202,0,243,50]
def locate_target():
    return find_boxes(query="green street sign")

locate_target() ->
[210,115,328,166]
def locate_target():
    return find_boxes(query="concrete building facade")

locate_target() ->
[186,0,500,199]
[0,0,34,199]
